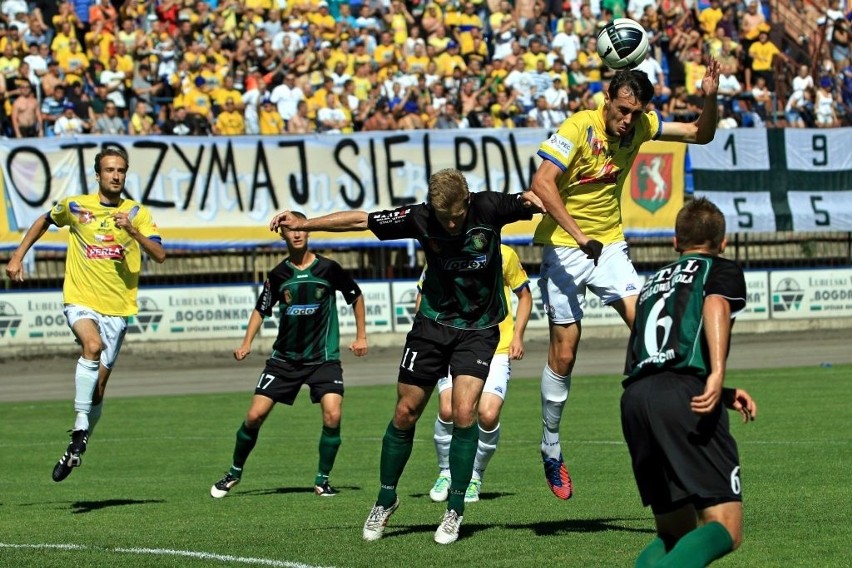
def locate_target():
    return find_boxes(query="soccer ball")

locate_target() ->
[596,18,649,70]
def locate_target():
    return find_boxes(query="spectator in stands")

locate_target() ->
[54,100,86,136]
[362,97,398,131]
[287,99,313,134]
[40,82,66,134]
[750,75,773,123]
[131,63,163,115]
[551,19,581,66]
[635,50,670,96]
[129,100,157,135]
[94,101,127,135]
[815,76,840,127]
[213,97,245,135]
[258,96,285,135]
[785,86,811,128]
[577,35,603,93]
[717,62,743,113]
[747,30,786,91]
[161,104,192,135]
[11,80,41,138]
[434,100,464,129]
[270,72,304,124]
[316,92,350,134]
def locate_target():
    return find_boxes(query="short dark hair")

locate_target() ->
[94,147,129,174]
[675,197,726,252]
[608,69,654,105]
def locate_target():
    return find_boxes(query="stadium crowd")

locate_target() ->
[0,0,849,137]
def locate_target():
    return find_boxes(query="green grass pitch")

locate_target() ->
[1,365,849,567]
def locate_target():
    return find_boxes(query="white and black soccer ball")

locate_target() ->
[596,18,650,70]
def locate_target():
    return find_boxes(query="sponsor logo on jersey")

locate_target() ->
[372,208,412,225]
[286,304,321,316]
[441,254,488,272]
[315,287,326,300]
[546,133,575,160]
[283,289,292,305]
[85,245,124,259]
[471,231,487,251]
[69,201,95,224]
[94,233,116,242]
[586,127,608,157]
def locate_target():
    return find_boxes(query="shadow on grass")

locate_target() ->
[407,491,515,501]
[504,517,655,535]
[71,499,165,514]
[240,485,362,497]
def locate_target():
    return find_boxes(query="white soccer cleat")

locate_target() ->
[429,471,451,502]
[434,509,463,545]
[362,499,399,541]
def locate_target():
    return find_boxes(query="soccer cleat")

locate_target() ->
[434,509,464,545]
[362,499,399,541]
[51,429,89,483]
[210,472,241,498]
[429,472,451,502]
[464,478,481,503]
[542,452,573,500]
[314,480,339,497]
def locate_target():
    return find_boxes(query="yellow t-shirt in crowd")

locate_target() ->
[48,193,161,316]
[533,108,662,247]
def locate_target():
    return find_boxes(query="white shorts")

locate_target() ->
[63,305,128,369]
[538,242,640,324]
[437,353,511,400]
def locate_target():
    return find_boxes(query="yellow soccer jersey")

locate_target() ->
[49,193,161,316]
[534,108,661,247]
[494,244,529,355]
[418,244,529,356]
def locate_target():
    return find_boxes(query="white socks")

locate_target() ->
[541,365,571,460]
[73,357,99,432]
[433,417,454,471]
[474,423,500,477]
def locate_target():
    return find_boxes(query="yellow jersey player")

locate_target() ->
[5,148,166,482]
[530,62,721,500]
[426,244,532,504]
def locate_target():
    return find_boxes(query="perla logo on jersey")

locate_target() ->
[441,254,488,271]
[85,245,124,259]
[286,303,321,316]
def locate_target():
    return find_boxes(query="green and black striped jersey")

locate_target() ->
[367,192,533,330]
[625,254,746,381]
[256,255,361,364]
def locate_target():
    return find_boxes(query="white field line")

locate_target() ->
[0,543,335,568]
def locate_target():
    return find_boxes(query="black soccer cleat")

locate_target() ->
[314,480,339,497]
[51,429,88,482]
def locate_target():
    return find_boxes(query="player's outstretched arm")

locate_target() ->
[5,213,51,282]
[508,285,533,360]
[269,210,369,233]
[658,57,720,145]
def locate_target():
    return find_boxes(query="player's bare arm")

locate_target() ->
[531,160,591,246]
[723,387,757,423]
[5,214,52,282]
[691,293,731,414]
[270,210,369,233]
[509,285,533,360]
[349,295,369,357]
[234,309,264,361]
[112,211,166,263]
[658,57,720,145]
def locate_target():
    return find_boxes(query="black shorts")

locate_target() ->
[620,372,742,514]
[254,358,343,405]
[397,314,499,386]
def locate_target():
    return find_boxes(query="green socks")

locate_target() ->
[655,522,734,568]
[447,423,478,515]
[316,425,341,484]
[635,537,666,568]
[377,421,415,507]
[230,422,259,476]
